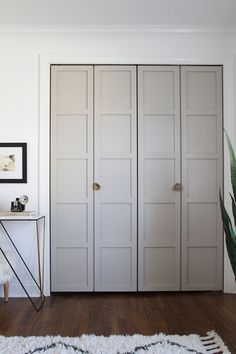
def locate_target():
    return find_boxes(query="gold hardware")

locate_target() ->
[173,183,182,191]
[93,182,101,191]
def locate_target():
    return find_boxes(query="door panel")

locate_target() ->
[94,66,137,291]
[99,159,132,199]
[143,70,175,110]
[144,115,175,154]
[51,65,94,291]
[143,248,176,287]
[138,66,181,291]
[181,66,223,290]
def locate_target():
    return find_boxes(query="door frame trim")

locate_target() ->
[39,53,235,296]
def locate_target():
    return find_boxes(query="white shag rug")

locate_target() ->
[0,331,230,354]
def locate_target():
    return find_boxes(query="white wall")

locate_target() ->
[0,26,235,297]
[1,1,236,26]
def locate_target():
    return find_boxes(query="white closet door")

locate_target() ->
[51,65,94,291]
[94,66,137,291]
[138,66,181,291]
[181,66,223,290]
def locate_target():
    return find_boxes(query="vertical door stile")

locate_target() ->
[51,65,94,291]
[94,66,137,291]
[181,66,223,290]
[138,66,181,291]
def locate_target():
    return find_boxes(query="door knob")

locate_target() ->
[173,183,182,191]
[93,182,101,191]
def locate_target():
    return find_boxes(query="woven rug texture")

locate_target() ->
[0,331,230,354]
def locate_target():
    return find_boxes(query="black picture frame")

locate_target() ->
[0,143,27,183]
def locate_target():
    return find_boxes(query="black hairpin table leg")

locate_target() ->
[0,216,46,311]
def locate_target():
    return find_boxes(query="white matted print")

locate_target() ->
[0,143,27,183]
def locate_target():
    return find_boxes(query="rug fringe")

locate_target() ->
[200,330,231,354]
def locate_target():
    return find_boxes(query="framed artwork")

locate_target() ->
[0,143,27,183]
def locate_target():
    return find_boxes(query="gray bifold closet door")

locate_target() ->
[138,65,223,291]
[51,65,137,291]
[51,64,223,292]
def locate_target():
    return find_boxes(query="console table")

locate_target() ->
[0,215,45,311]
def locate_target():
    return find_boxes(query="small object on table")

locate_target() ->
[11,195,29,212]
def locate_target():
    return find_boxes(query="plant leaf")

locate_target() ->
[220,191,236,278]
[224,129,236,201]
[230,193,236,227]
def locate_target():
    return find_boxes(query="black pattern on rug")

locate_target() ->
[24,339,206,354]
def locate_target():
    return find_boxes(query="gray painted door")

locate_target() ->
[51,65,94,291]
[51,64,223,292]
[138,66,181,291]
[94,66,137,291]
[181,66,223,290]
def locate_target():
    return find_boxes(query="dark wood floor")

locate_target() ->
[0,292,235,352]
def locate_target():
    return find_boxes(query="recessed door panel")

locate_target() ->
[186,71,217,110]
[100,248,133,288]
[187,159,217,198]
[187,115,217,154]
[144,115,175,154]
[56,115,88,155]
[99,159,132,200]
[99,115,131,154]
[56,248,89,290]
[99,70,132,110]
[143,248,176,289]
[95,66,137,291]
[56,70,88,112]
[187,248,218,286]
[56,159,87,201]
[143,70,175,110]
[144,204,175,243]
[56,204,88,244]
[138,66,181,291]
[187,203,217,244]
[100,204,131,243]
[144,159,175,202]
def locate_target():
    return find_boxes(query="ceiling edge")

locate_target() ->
[0,25,236,35]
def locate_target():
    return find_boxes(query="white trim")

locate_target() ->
[1,25,236,36]
[39,51,236,296]
[223,57,236,294]
[39,55,51,296]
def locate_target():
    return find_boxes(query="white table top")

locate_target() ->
[0,215,45,221]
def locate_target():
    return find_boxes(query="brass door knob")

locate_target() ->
[93,182,101,191]
[173,183,182,191]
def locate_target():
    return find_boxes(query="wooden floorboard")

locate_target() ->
[0,292,235,352]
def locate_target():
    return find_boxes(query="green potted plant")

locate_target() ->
[219,131,236,280]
